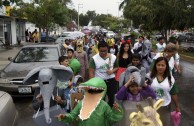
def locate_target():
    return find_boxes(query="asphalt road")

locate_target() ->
[177,61,194,126]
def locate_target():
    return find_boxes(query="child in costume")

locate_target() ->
[57,77,124,126]
[116,67,156,101]
[57,56,72,89]
[129,98,164,126]
[74,39,88,80]
[57,56,81,112]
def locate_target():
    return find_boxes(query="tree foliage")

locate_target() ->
[121,0,194,31]
[11,0,70,31]
[79,11,97,26]
[92,14,128,31]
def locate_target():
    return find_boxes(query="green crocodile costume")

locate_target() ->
[60,77,124,126]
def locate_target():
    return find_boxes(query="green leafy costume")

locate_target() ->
[60,77,124,126]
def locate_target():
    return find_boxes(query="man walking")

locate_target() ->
[89,41,118,107]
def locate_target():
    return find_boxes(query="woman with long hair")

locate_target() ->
[115,41,132,82]
[150,56,180,125]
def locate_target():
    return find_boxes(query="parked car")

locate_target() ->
[41,36,57,42]
[60,32,74,37]
[100,28,108,34]
[106,31,115,38]
[170,32,182,39]
[61,31,85,38]
[0,43,66,97]
[183,32,194,42]
[177,32,194,43]
[0,91,18,126]
[153,33,162,40]
[55,36,75,44]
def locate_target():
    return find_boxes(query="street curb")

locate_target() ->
[180,54,194,63]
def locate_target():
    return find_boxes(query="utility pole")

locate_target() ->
[78,4,83,30]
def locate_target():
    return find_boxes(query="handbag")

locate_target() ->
[33,105,68,126]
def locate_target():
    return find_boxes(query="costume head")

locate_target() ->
[23,65,73,124]
[76,39,84,53]
[119,66,146,88]
[69,58,81,75]
[107,38,115,47]
[78,77,107,120]
[129,98,164,126]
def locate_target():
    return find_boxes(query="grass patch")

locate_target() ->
[180,52,194,58]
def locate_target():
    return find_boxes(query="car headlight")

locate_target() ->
[0,78,10,84]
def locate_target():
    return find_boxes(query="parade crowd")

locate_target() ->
[33,32,182,126]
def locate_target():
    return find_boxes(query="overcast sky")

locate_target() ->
[70,0,123,17]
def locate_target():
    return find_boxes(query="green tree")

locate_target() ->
[86,10,97,21]
[67,8,78,22]
[11,0,70,42]
[79,13,90,26]
[78,11,97,26]
[121,0,194,33]
[1,0,22,6]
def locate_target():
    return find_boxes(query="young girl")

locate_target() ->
[116,75,156,101]
[115,41,132,81]
[150,57,180,125]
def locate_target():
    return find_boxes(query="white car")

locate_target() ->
[171,32,182,38]
[55,36,75,44]
[106,31,115,38]
[61,31,85,38]
[0,91,18,126]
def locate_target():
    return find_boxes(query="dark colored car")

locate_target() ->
[0,91,18,126]
[0,43,66,97]
[177,32,194,43]
[41,36,57,42]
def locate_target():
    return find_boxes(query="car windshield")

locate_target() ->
[14,47,59,63]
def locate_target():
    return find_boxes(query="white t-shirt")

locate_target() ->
[151,76,175,106]
[156,43,166,52]
[174,53,180,65]
[109,48,116,55]
[93,53,116,80]
[133,42,142,50]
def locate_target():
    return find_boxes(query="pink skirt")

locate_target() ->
[115,67,126,81]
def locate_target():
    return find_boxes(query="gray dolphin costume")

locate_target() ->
[23,65,73,124]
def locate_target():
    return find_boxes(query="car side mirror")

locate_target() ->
[8,57,13,61]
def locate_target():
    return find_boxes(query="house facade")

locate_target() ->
[0,5,25,46]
